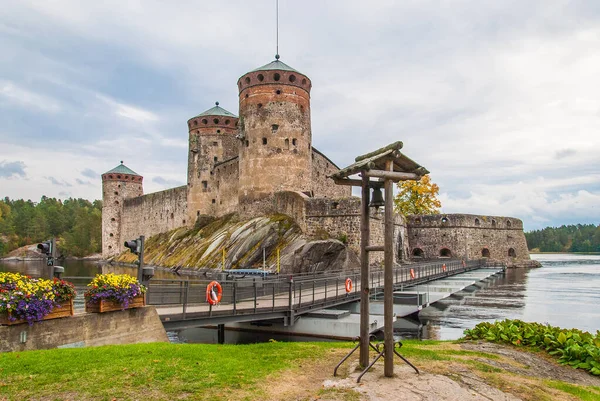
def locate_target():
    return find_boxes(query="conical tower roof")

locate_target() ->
[192,102,237,119]
[103,161,140,176]
[245,54,305,76]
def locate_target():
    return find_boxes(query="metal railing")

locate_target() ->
[149,258,489,324]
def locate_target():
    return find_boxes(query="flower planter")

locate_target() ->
[0,299,75,326]
[85,294,146,313]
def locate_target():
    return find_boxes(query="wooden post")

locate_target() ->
[360,174,370,367]
[384,159,394,377]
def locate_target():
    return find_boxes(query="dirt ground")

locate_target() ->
[260,341,600,401]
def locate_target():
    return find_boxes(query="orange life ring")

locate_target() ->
[442,263,447,272]
[410,268,415,279]
[345,278,353,293]
[206,281,222,305]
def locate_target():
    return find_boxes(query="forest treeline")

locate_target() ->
[0,197,102,257]
[525,224,600,252]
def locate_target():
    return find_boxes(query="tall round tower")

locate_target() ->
[187,102,239,221]
[101,162,143,258]
[237,55,312,207]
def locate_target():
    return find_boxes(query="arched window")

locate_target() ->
[440,248,452,258]
[475,218,480,226]
[441,216,449,224]
[508,248,516,257]
[414,218,421,224]
[491,219,497,228]
[506,220,512,228]
[412,248,424,258]
[482,248,490,258]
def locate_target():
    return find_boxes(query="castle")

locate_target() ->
[101,56,533,268]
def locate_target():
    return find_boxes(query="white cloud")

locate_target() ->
[96,94,158,123]
[0,80,61,113]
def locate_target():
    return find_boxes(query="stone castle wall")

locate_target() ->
[213,157,240,216]
[121,186,188,245]
[406,214,531,266]
[311,148,352,199]
[305,197,408,265]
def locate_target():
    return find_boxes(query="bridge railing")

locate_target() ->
[148,258,487,320]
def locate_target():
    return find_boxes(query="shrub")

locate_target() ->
[463,319,600,376]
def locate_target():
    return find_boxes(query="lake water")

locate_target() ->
[2,254,598,342]
[417,253,600,340]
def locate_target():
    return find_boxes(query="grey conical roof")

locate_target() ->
[251,59,301,74]
[103,161,140,176]
[192,102,237,119]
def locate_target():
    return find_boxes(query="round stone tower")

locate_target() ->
[187,102,239,221]
[101,162,143,258]
[237,55,313,208]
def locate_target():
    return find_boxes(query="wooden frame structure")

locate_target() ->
[330,141,428,377]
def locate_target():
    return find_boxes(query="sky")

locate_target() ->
[0,0,599,231]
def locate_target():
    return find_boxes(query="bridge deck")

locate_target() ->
[152,259,501,329]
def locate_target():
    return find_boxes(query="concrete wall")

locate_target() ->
[311,148,352,199]
[121,186,188,245]
[406,214,531,266]
[0,307,168,353]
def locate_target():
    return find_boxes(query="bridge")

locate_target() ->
[148,259,504,332]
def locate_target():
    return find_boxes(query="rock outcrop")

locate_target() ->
[114,214,359,273]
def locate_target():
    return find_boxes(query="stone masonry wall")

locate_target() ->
[406,214,531,266]
[101,174,143,258]
[237,68,312,205]
[311,148,351,198]
[305,197,409,265]
[187,116,238,221]
[213,157,240,216]
[121,186,188,248]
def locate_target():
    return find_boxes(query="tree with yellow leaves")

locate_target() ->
[394,174,442,216]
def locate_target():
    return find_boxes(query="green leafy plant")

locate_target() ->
[463,319,600,376]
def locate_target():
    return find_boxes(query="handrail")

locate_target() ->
[146,258,491,324]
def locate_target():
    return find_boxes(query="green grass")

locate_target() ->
[0,341,350,401]
[545,381,600,401]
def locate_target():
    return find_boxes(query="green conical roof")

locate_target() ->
[103,161,140,176]
[249,55,302,74]
[192,102,237,119]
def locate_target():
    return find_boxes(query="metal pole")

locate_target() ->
[137,235,145,283]
[277,248,280,273]
[217,324,225,344]
[360,174,371,368]
[384,160,394,377]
